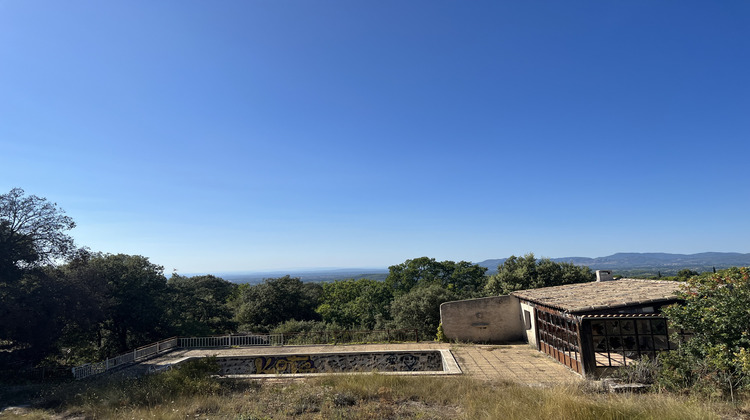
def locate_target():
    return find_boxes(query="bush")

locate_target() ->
[614,356,660,385]
[660,267,750,399]
[390,285,456,339]
[271,319,342,334]
[436,323,447,342]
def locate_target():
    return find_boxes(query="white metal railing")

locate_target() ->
[178,334,282,348]
[72,337,179,380]
[71,330,417,380]
[71,335,276,380]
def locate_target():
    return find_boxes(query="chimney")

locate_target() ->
[596,270,614,282]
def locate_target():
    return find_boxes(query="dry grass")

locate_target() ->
[0,368,742,420]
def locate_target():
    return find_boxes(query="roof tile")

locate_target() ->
[510,279,683,313]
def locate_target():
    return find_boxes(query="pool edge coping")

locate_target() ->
[157,349,463,378]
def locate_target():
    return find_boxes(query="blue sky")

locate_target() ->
[2,1,749,273]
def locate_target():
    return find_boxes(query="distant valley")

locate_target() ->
[214,252,750,284]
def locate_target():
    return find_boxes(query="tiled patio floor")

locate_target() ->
[144,342,582,386]
[449,343,582,385]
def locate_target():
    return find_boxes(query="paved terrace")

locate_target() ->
[451,344,582,385]
[142,342,581,386]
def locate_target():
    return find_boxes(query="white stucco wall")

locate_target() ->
[519,301,538,349]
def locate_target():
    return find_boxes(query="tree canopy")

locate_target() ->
[316,278,392,329]
[231,276,322,332]
[485,253,595,295]
[167,274,238,336]
[0,188,76,270]
[385,257,487,298]
[390,284,457,339]
[59,253,171,355]
[0,188,78,363]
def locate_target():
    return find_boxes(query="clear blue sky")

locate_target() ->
[2,1,748,274]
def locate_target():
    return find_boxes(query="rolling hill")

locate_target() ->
[476,252,750,277]
[212,252,750,283]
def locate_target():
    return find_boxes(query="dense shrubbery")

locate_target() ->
[270,319,343,334]
[230,275,322,332]
[389,284,457,338]
[316,278,392,329]
[611,268,750,401]
[657,267,750,399]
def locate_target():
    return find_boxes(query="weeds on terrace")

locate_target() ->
[612,356,661,386]
[4,361,737,420]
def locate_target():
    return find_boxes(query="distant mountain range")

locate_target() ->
[216,252,750,284]
[476,252,750,277]
[219,268,389,284]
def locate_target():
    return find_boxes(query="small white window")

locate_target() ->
[524,310,532,330]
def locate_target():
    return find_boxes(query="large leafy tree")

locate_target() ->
[385,257,487,298]
[0,188,78,363]
[59,253,171,356]
[0,221,37,280]
[485,253,594,295]
[0,188,76,272]
[390,284,457,339]
[316,278,392,329]
[232,276,322,331]
[0,267,73,363]
[167,274,238,336]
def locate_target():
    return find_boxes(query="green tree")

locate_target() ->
[485,253,594,295]
[0,267,74,363]
[390,284,457,339]
[167,274,238,336]
[0,221,37,280]
[385,257,487,298]
[231,276,321,331]
[660,267,750,397]
[59,253,171,356]
[316,278,392,329]
[0,188,76,270]
[0,188,78,363]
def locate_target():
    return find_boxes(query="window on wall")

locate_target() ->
[589,317,683,368]
[523,310,532,330]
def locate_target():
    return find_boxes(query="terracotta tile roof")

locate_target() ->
[510,279,683,313]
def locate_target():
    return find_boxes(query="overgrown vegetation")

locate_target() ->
[657,267,750,400]
[607,267,750,406]
[1,359,737,419]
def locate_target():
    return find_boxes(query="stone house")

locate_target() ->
[439,271,684,376]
